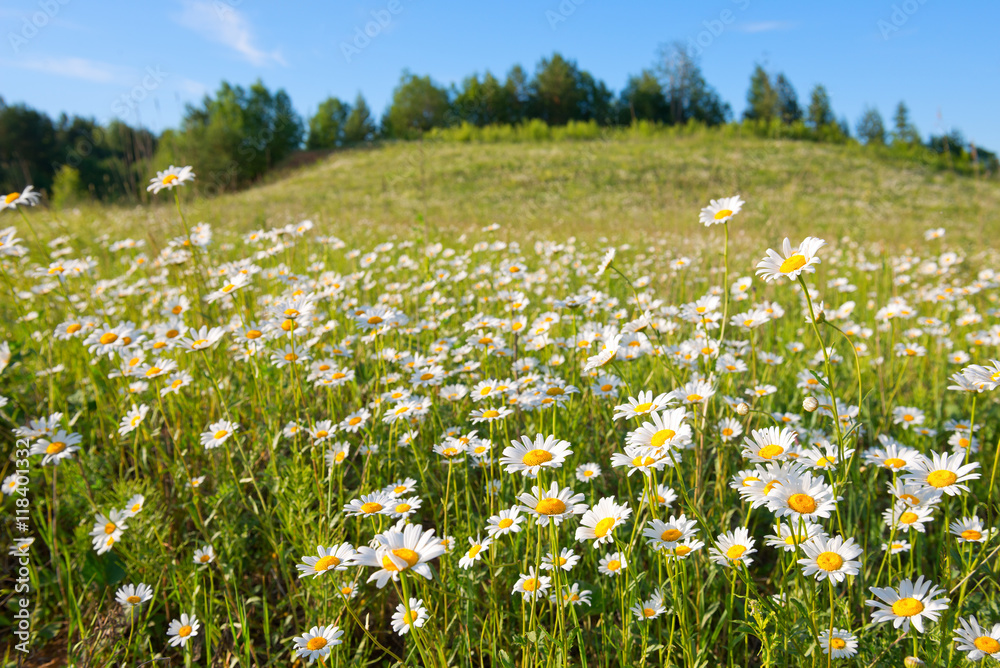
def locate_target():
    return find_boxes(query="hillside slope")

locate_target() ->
[55,135,1000,248]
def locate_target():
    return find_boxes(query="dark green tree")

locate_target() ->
[504,65,530,124]
[452,72,519,126]
[807,85,835,128]
[343,94,376,144]
[655,42,730,125]
[307,97,350,149]
[383,72,451,138]
[856,106,886,145]
[891,101,921,145]
[775,74,802,124]
[618,70,670,124]
[158,79,303,191]
[743,64,778,122]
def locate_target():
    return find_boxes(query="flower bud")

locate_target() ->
[802,397,819,412]
[736,402,749,416]
[904,657,925,668]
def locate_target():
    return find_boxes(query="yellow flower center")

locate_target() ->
[314,555,340,571]
[177,624,192,637]
[395,503,411,513]
[522,449,553,467]
[360,502,383,514]
[535,498,567,515]
[281,319,297,331]
[498,518,514,529]
[674,546,691,556]
[661,528,682,542]
[787,493,817,514]
[961,529,983,541]
[829,638,847,650]
[884,458,905,469]
[600,384,613,392]
[66,323,82,334]
[926,470,958,488]
[974,637,1000,653]
[126,595,141,604]
[467,545,482,559]
[166,329,180,338]
[200,554,210,562]
[631,455,656,467]
[367,315,383,325]
[340,586,352,595]
[686,394,703,402]
[191,339,208,348]
[349,417,362,426]
[643,607,657,617]
[522,578,538,591]
[891,597,924,617]
[757,444,784,460]
[46,442,66,454]
[779,254,807,274]
[306,637,328,651]
[713,208,733,220]
[632,401,653,413]
[650,428,676,448]
[284,352,298,361]
[593,517,617,538]
[213,430,228,440]
[145,367,161,377]
[726,545,746,560]
[104,522,116,534]
[899,511,919,525]
[606,559,621,571]
[162,174,179,186]
[99,332,118,345]
[816,551,844,571]
[4,192,20,204]
[480,410,500,419]
[131,503,141,512]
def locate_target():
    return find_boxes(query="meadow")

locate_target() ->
[2,136,1000,667]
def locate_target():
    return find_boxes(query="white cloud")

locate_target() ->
[1,56,121,83]
[173,0,285,66]
[734,21,796,34]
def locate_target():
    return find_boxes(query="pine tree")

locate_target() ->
[343,94,375,144]
[807,85,835,128]
[775,74,801,124]
[856,106,886,145]
[743,64,777,122]
[891,101,921,145]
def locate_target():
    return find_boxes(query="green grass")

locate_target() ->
[48,134,1000,249]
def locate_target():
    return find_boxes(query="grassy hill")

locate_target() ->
[46,135,1000,249]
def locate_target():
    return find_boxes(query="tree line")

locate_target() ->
[0,43,993,202]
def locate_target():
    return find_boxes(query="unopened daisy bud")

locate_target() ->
[735,402,749,416]
[904,657,925,668]
[802,397,819,412]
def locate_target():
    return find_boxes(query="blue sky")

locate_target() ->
[2,0,998,149]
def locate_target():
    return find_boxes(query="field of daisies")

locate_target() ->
[2,166,1000,667]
